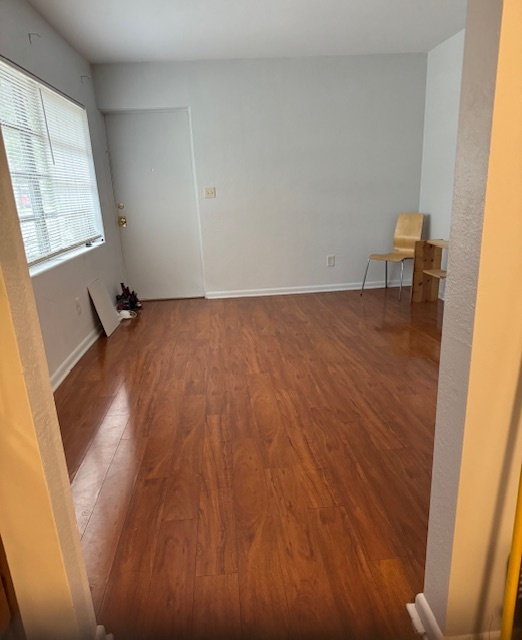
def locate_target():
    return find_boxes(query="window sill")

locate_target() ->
[29,240,105,278]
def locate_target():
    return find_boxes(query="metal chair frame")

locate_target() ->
[361,256,410,300]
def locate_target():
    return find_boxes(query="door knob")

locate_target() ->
[117,202,125,210]
[118,215,127,228]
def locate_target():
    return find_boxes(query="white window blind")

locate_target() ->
[0,59,104,267]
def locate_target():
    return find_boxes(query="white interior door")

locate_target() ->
[105,110,204,300]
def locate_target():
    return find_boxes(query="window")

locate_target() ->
[0,59,104,269]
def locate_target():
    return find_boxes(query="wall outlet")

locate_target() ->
[327,255,335,267]
[75,297,81,315]
[204,186,216,199]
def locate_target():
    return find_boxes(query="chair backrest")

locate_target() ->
[393,213,424,253]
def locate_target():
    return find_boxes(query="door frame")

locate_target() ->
[102,107,207,297]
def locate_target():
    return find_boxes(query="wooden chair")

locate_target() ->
[361,212,424,300]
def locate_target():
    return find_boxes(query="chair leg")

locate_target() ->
[399,261,405,300]
[361,258,371,296]
[385,261,388,288]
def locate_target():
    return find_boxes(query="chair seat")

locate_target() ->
[369,250,414,262]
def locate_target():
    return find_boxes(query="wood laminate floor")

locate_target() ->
[54,289,443,639]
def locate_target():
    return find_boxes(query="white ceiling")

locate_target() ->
[27,0,467,64]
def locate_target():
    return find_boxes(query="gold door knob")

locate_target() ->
[118,215,127,228]
[117,202,125,210]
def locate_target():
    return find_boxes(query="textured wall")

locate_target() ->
[422,0,503,631]
[443,0,522,632]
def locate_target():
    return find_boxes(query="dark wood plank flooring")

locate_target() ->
[54,289,443,639]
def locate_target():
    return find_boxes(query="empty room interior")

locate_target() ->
[1,0,522,639]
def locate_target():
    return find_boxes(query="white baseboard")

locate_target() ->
[407,593,500,640]
[446,634,500,640]
[206,279,409,299]
[50,325,102,391]
[408,594,443,639]
[95,625,113,640]
[407,602,429,637]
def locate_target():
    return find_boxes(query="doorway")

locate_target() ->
[105,109,205,300]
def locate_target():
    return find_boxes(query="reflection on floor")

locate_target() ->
[54,289,443,639]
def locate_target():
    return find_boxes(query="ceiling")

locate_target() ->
[27,0,467,64]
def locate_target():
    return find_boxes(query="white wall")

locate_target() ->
[419,30,465,298]
[420,31,465,239]
[93,56,427,297]
[0,0,125,385]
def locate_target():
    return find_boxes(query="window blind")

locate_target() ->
[0,59,104,267]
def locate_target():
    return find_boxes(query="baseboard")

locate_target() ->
[407,602,429,637]
[206,279,410,299]
[407,593,500,640]
[408,594,443,639]
[95,625,113,640]
[50,325,103,391]
[446,634,500,640]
